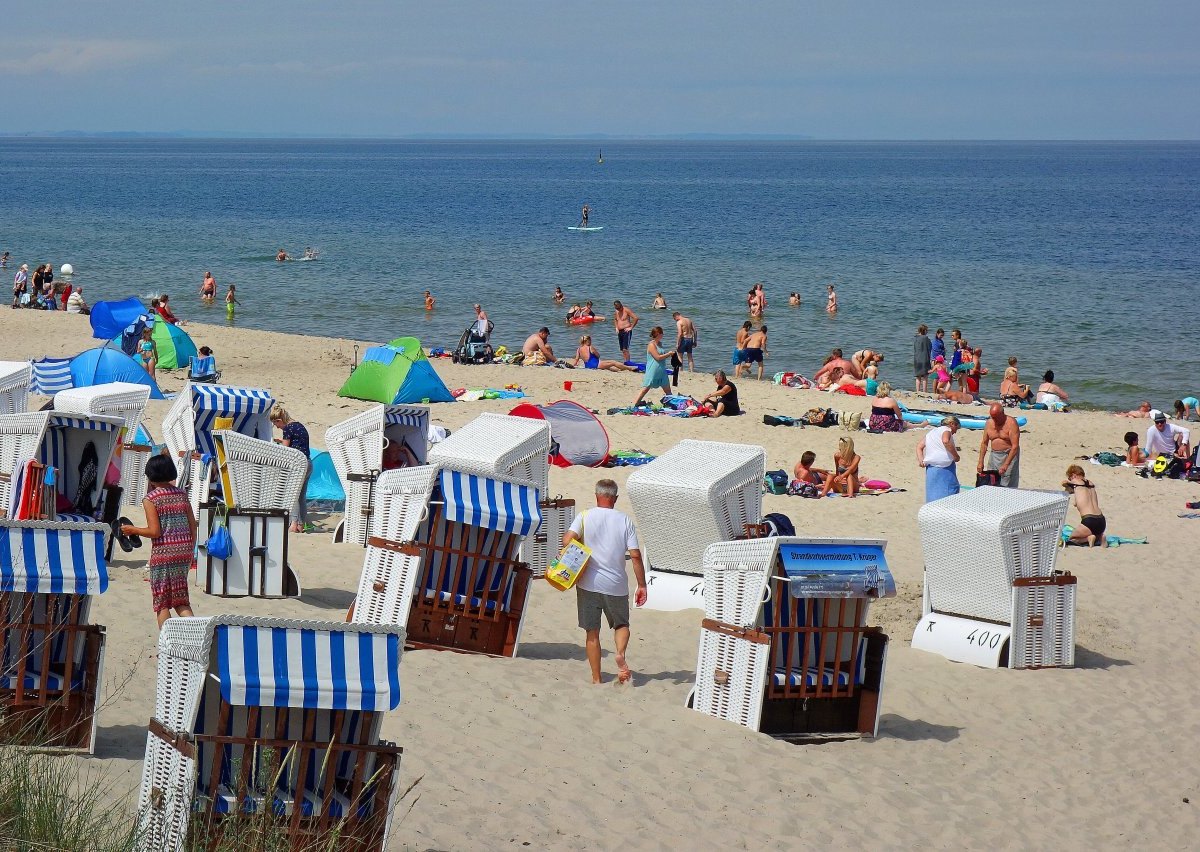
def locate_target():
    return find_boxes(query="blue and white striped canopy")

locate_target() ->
[30,358,73,396]
[0,521,109,595]
[438,469,541,537]
[190,384,275,455]
[214,623,402,711]
[384,405,428,428]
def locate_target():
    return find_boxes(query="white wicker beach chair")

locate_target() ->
[692,536,894,739]
[0,519,110,753]
[912,487,1075,669]
[426,412,568,575]
[627,439,766,611]
[325,404,430,546]
[0,412,124,522]
[0,361,31,416]
[135,615,405,852]
[55,382,153,507]
[352,464,540,657]
[162,382,275,515]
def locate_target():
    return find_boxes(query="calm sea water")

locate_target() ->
[1,138,1197,409]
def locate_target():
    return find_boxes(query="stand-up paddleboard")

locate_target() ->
[567,226,604,231]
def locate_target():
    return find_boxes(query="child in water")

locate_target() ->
[226,283,241,318]
[121,455,197,628]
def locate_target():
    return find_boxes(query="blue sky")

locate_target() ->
[3,1,1196,138]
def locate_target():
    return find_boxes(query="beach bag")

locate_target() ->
[839,411,862,431]
[762,512,796,537]
[804,408,826,426]
[546,513,592,591]
[764,470,789,495]
[1151,455,1181,479]
[976,470,1001,487]
[205,507,233,561]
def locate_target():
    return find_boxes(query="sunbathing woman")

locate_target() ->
[868,382,905,432]
[819,436,861,498]
[1000,365,1033,406]
[573,335,638,372]
[1036,371,1070,408]
[1116,401,1152,418]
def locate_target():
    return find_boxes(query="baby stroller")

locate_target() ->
[452,321,494,364]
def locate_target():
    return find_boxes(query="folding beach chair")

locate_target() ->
[136,615,405,852]
[912,487,1075,669]
[0,519,110,753]
[691,536,895,739]
[352,465,541,657]
[326,404,430,547]
[627,439,766,611]
[187,354,221,384]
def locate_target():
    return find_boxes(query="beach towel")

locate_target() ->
[833,384,866,396]
[1061,525,1148,546]
[772,372,812,389]
[604,451,656,467]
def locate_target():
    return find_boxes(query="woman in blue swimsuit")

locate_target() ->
[138,327,158,381]
[572,335,638,372]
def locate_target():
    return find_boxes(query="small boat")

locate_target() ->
[597,149,604,164]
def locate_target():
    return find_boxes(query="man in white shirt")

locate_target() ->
[1145,410,1191,460]
[66,285,89,315]
[563,479,648,684]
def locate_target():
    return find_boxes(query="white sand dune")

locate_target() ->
[5,311,1197,849]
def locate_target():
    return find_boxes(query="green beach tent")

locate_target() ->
[338,337,455,404]
[110,317,198,371]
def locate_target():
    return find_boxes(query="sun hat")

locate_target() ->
[1152,410,1166,423]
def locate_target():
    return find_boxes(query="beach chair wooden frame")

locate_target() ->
[912,487,1075,669]
[162,382,276,516]
[0,519,110,753]
[135,615,405,852]
[0,361,31,416]
[325,404,430,547]
[627,439,766,611]
[55,382,154,507]
[691,537,894,739]
[0,411,124,522]
[352,466,540,657]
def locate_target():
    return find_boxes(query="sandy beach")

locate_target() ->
[6,308,1199,850]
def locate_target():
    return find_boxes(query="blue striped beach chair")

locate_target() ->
[691,535,895,739]
[0,518,110,753]
[136,615,405,852]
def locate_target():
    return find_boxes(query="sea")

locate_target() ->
[1,138,1197,410]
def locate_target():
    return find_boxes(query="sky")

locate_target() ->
[2,1,1197,139]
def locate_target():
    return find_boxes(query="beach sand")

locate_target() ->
[6,310,1198,849]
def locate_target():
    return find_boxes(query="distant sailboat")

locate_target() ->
[597,149,604,164]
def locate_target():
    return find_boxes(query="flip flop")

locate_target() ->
[118,517,143,549]
[111,519,135,553]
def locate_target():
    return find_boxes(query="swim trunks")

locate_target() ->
[678,336,694,354]
[1080,514,1107,539]
[743,347,763,364]
[618,330,632,352]
[732,348,746,365]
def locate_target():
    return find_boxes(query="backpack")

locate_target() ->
[764,470,789,495]
[762,512,796,537]
[1151,455,1182,479]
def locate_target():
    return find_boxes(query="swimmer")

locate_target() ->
[651,293,668,310]
[788,292,800,306]
[226,283,241,318]
[276,248,290,262]
[826,284,838,314]
[553,286,565,304]
[303,246,318,260]
[200,271,216,304]
[424,290,435,311]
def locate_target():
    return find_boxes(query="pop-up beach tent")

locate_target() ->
[69,347,165,399]
[110,318,196,371]
[338,336,454,405]
[509,400,610,467]
[89,297,148,341]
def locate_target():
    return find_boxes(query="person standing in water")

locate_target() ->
[200,271,216,304]
[826,284,838,314]
[276,248,290,262]
[581,204,590,228]
[424,290,435,311]
[226,284,241,319]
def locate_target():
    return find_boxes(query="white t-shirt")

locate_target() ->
[66,291,85,313]
[1145,422,1189,457]
[923,426,955,467]
[570,507,639,596]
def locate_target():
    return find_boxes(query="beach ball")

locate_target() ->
[60,264,74,276]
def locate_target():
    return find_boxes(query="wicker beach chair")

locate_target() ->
[691,536,895,739]
[912,487,1075,668]
[426,412,569,577]
[627,439,766,611]
[195,431,307,599]
[325,404,430,547]
[0,361,31,416]
[55,382,154,507]
[0,519,110,753]
[352,465,541,657]
[162,382,275,516]
[0,411,125,523]
[135,615,405,852]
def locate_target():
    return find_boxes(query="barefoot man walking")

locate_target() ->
[563,479,648,684]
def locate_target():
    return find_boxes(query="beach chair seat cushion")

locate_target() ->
[771,665,858,690]
[0,667,86,692]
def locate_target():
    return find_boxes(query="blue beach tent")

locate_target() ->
[69,347,166,399]
[89,297,150,341]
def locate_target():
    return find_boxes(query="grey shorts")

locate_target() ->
[577,588,630,631]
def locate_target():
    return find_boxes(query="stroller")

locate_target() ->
[452,320,494,364]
